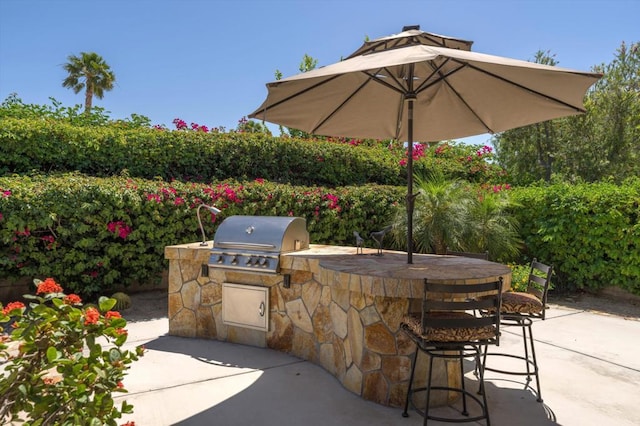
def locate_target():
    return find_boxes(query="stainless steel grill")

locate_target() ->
[208,215,310,273]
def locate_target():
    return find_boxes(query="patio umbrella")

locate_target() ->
[346,25,473,58]
[249,43,601,263]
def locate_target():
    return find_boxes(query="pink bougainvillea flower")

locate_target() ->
[146,193,162,203]
[15,228,31,237]
[36,278,63,295]
[107,221,132,239]
[172,118,187,130]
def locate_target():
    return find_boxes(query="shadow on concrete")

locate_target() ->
[143,336,558,426]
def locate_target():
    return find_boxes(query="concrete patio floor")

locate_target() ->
[116,300,640,425]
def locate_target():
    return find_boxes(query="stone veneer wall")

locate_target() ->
[165,243,452,407]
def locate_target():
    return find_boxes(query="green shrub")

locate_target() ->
[0,118,507,186]
[0,173,403,297]
[0,278,144,425]
[510,178,640,294]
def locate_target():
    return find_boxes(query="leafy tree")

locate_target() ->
[569,41,640,182]
[492,50,563,185]
[494,42,640,184]
[62,52,115,114]
[236,116,272,135]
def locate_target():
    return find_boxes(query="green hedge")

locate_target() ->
[510,179,640,294]
[2,174,639,297]
[0,118,403,186]
[0,118,506,186]
[0,173,402,297]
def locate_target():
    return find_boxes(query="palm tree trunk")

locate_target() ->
[84,87,93,114]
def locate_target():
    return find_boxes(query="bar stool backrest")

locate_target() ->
[420,278,503,348]
[526,259,554,320]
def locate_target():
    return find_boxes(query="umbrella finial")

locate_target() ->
[402,25,420,32]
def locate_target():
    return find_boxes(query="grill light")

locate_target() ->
[197,204,221,246]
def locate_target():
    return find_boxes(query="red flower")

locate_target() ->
[36,278,63,295]
[107,221,132,239]
[2,301,25,315]
[146,193,161,203]
[43,377,57,385]
[106,311,122,320]
[117,381,124,388]
[84,307,100,325]
[64,294,82,305]
[121,421,136,426]
[115,328,128,335]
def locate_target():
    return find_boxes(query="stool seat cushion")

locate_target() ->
[501,292,543,314]
[402,311,497,343]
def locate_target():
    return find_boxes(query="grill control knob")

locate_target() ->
[217,255,224,264]
[261,259,269,267]
[245,257,253,265]
[231,256,238,265]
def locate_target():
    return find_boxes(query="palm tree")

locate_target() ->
[463,189,523,262]
[391,171,476,255]
[62,52,115,114]
[390,171,522,260]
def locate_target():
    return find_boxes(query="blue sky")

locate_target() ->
[1,0,637,146]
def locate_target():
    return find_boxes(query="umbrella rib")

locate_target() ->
[311,67,408,138]
[310,70,393,134]
[415,61,498,134]
[362,68,409,94]
[453,59,588,113]
[252,74,343,116]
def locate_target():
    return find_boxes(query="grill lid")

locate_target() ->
[213,215,309,253]
[209,215,309,273]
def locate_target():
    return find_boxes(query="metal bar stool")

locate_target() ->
[482,259,553,402]
[401,278,503,425]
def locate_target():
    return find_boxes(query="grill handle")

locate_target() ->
[215,242,277,250]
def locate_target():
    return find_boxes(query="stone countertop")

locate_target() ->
[165,243,511,298]
[285,245,512,298]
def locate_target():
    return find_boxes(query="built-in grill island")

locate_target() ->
[206,215,310,333]
[208,215,309,274]
[165,216,512,408]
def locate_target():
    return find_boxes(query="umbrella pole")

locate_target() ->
[406,97,415,264]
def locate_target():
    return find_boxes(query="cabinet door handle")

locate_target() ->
[259,301,265,317]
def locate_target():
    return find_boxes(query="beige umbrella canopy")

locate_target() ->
[249,43,601,262]
[346,25,473,58]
